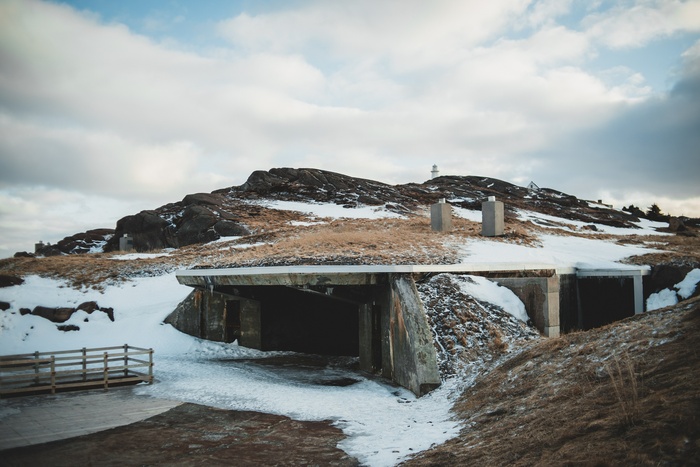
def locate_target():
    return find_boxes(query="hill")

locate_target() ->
[1,167,700,465]
[404,297,700,466]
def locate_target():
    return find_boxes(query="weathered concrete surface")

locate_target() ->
[493,275,560,337]
[431,201,452,232]
[166,289,261,345]
[481,199,504,237]
[384,274,441,396]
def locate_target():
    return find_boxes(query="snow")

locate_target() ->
[646,288,679,311]
[0,273,458,466]
[515,209,670,235]
[458,234,659,269]
[647,268,700,311]
[0,205,681,465]
[456,275,529,322]
[110,251,174,260]
[451,206,482,222]
[247,199,405,219]
[677,269,700,299]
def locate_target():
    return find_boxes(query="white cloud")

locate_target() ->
[584,0,700,49]
[0,0,698,256]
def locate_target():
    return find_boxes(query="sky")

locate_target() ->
[1,0,699,258]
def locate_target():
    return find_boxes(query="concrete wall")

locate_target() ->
[383,274,441,396]
[493,275,560,337]
[165,289,261,345]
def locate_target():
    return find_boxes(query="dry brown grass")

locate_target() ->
[1,207,695,289]
[403,297,700,466]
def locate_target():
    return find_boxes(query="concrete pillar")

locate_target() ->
[633,275,644,315]
[431,199,452,232]
[386,274,441,396]
[239,299,262,349]
[493,275,560,337]
[544,275,561,337]
[482,196,504,237]
[359,303,373,373]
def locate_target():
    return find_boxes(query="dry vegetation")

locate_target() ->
[404,297,700,466]
[0,205,696,291]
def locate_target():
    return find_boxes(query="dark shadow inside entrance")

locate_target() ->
[224,286,362,357]
[578,277,635,329]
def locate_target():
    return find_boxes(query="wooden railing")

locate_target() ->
[0,345,153,398]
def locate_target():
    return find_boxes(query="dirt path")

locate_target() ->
[0,403,359,466]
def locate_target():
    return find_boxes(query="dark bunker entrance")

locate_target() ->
[218,285,376,358]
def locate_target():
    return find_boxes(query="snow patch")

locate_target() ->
[457,275,529,322]
[647,268,700,311]
[246,199,405,220]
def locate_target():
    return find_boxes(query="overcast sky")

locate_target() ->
[1,0,699,258]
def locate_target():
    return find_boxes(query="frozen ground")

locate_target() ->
[0,205,690,466]
[0,273,460,466]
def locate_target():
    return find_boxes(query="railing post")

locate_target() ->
[103,352,109,390]
[148,348,153,384]
[50,356,56,394]
[123,344,129,377]
[34,351,40,386]
[82,347,87,382]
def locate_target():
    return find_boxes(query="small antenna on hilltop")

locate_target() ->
[431,164,439,179]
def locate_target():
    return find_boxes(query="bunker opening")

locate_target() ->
[170,264,649,396]
[217,285,368,357]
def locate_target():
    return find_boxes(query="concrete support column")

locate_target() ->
[633,275,644,315]
[544,275,561,337]
[239,299,262,349]
[493,274,560,337]
[359,303,373,372]
[385,274,441,396]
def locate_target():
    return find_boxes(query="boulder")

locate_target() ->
[109,210,171,252]
[13,251,34,258]
[213,220,250,237]
[669,217,687,232]
[182,193,226,206]
[0,275,24,288]
[31,306,76,323]
[175,205,220,247]
[0,301,10,311]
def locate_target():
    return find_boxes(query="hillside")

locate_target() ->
[1,168,700,466]
[23,167,680,257]
[404,297,700,466]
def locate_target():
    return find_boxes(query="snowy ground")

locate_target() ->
[0,204,692,466]
[0,273,460,466]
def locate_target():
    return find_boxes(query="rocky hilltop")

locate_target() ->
[31,168,662,256]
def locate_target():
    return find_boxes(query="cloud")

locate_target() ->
[0,0,699,257]
[584,0,700,49]
[530,38,700,202]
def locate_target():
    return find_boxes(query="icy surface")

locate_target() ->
[0,208,675,466]
[0,273,458,466]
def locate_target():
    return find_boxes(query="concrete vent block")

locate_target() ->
[482,196,504,237]
[431,199,452,232]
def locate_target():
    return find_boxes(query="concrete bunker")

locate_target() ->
[170,264,650,396]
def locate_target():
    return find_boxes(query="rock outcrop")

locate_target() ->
[15,301,115,323]
[50,167,686,254]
